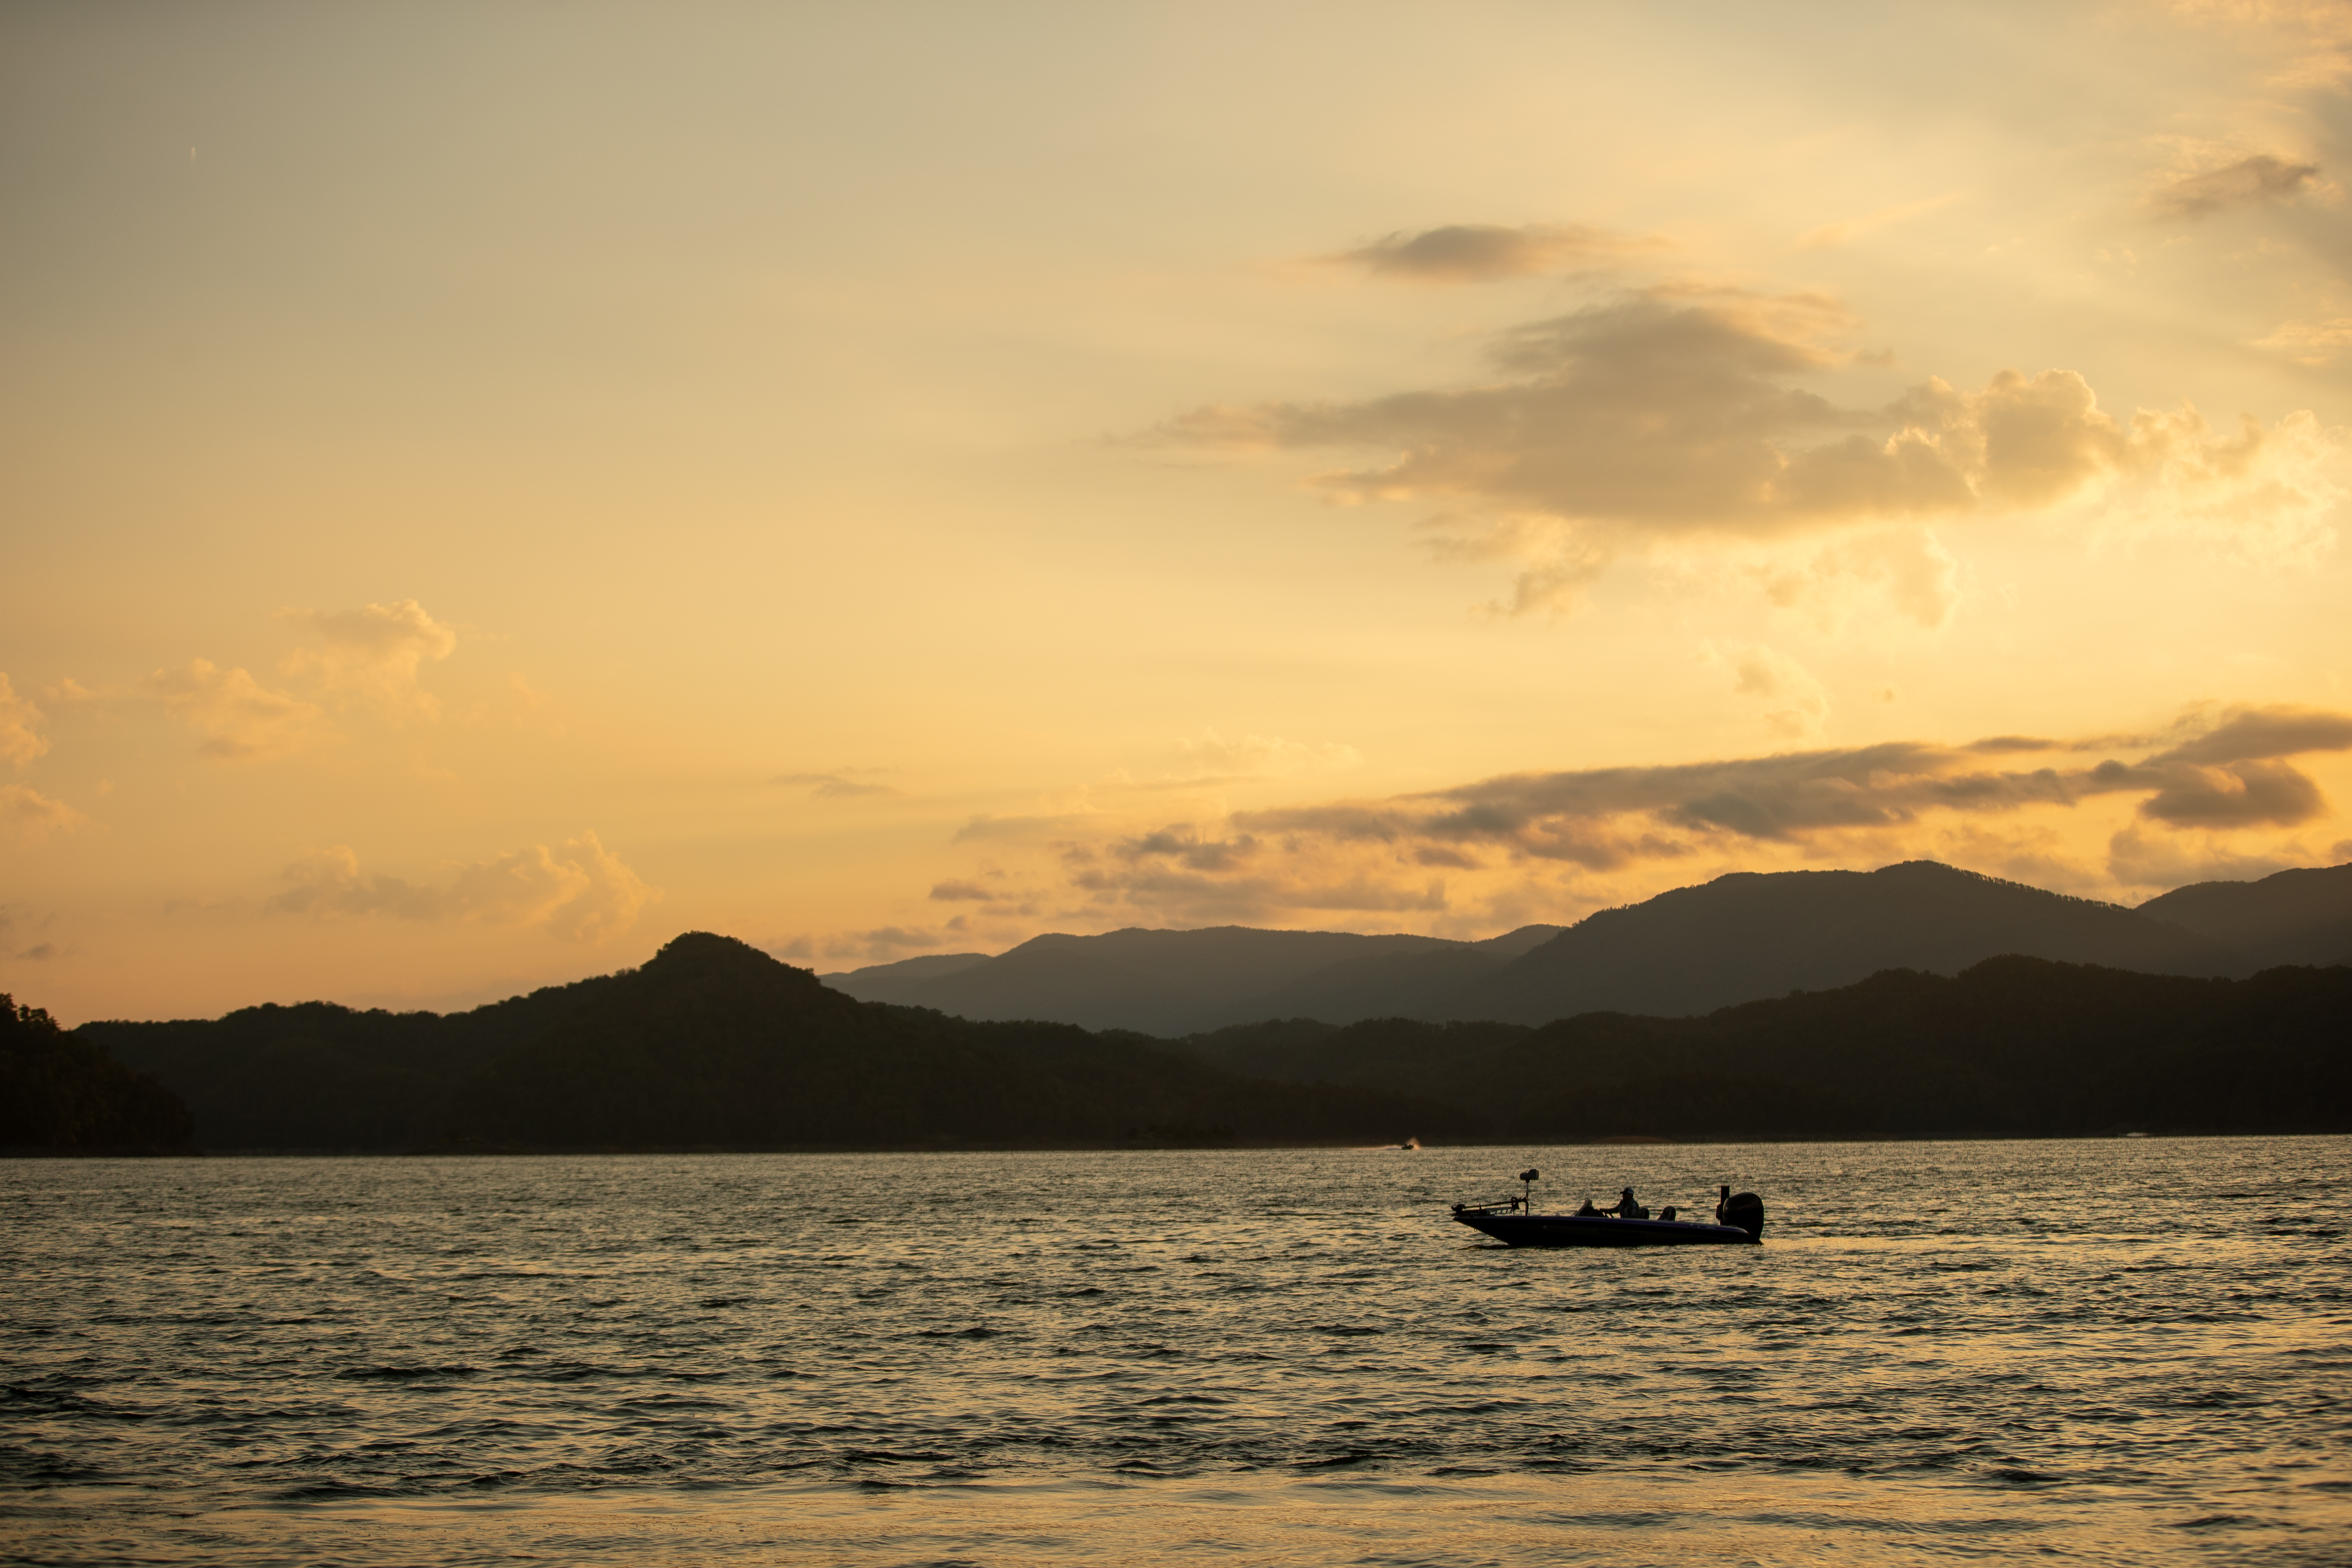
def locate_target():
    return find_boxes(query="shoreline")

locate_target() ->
[9,1127,2349,1159]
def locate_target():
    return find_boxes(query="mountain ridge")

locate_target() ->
[822,860,2346,1032]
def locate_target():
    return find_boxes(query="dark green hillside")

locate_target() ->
[1192,957,2352,1139]
[82,934,1468,1150]
[1,994,193,1151]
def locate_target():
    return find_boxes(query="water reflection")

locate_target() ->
[2,1136,2346,1565]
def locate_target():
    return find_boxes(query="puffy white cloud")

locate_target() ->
[267,830,655,942]
[145,659,328,761]
[0,675,49,771]
[280,599,456,720]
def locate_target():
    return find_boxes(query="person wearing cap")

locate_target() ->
[1604,1187,1648,1219]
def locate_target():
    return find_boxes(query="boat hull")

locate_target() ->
[1453,1210,1758,1247]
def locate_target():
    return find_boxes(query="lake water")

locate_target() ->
[3,1138,2347,1566]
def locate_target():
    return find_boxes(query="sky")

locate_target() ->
[4,0,2351,1023]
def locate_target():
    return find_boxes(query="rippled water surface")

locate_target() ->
[4,1139,2349,1565]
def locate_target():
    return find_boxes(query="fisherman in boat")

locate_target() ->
[1604,1187,1648,1219]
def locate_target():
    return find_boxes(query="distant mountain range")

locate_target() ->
[58,933,2352,1149]
[824,860,2352,1032]
[823,924,1564,1035]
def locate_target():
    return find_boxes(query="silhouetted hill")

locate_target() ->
[2138,862,2352,969]
[1460,861,2238,1023]
[1,994,193,1151]
[67,934,2350,1150]
[80,934,1467,1150]
[823,923,1563,1034]
[1188,958,2352,1138]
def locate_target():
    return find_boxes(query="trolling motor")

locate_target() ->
[1517,1168,1539,1212]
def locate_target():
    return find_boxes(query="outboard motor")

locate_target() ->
[1721,1191,1765,1243]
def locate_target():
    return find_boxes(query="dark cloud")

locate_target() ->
[1337,223,1661,282]
[2065,706,2352,828]
[2154,155,2321,219]
[1230,706,2352,864]
[2136,759,2325,827]
[2151,706,2352,765]
[928,879,997,901]
[1120,826,1260,872]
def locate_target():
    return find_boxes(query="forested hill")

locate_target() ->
[1180,956,2352,1139]
[2,995,193,1152]
[62,933,2352,1150]
[76,933,1463,1151]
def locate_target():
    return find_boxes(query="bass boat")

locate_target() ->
[1452,1172,1763,1247]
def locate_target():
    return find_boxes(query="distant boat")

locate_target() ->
[1452,1173,1763,1247]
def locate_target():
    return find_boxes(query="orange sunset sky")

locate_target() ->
[5,1,2350,1023]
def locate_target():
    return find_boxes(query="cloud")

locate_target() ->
[280,599,456,720]
[267,830,655,942]
[1060,831,1449,925]
[1797,193,1964,250]
[788,925,963,961]
[2162,1,2352,89]
[3,786,88,843]
[2107,823,2303,889]
[773,771,899,798]
[1224,704,2352,866]
[1744,527,1963,630]
[1335,223,1663,282]
[1149,730,1363,785]
[2075,707,2352,829]
[902,706,2351,932]
[0,675,49,771]
[145,659,329,760]
[2153,154,2321,218]
[2258,318,2352,367]
[2154,705,2352,765]
[1157,289,2337,612]
[1707,643,1831,738]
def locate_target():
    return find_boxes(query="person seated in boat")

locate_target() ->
[1604,1187,1649,1219]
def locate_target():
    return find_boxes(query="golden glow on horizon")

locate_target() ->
[3,2,2349,1021]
